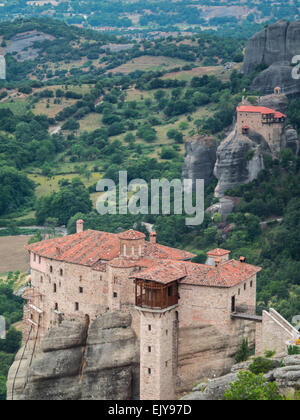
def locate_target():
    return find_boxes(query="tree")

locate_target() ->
[0,327,21,354]
[36,178,92,225]
[224,371,283,400]
[235,338,251,363]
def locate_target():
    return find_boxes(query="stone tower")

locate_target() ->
[138,306,177,400]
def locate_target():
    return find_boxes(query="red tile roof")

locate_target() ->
[144,242,195,261]
[181,260,261,288]
[26,230,120,266]
[133,260,187,284]
[26,229,195,268]
[27,230,260,288]
[133,259,261,288]
[119,230,145,240]
[207,248,231,257]
[237,106,286,119]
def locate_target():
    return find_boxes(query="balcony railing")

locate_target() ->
[136,294,178,310]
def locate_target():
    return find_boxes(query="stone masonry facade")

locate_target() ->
[24,221,266,399]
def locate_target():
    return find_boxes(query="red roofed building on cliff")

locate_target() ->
[24,220,262,400]
[236,96,286,155]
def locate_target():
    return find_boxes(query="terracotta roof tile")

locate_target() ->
[132,259,261,288]
[237,105,286,118]
[206,248,231,257]
[26,229,195,268]
[118,230,145,240]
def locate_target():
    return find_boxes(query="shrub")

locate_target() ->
[288,345,300,355]
[249,357,276,375]
[224,371,283,400]
[264,350,276,359]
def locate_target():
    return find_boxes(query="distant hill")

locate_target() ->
[0,0,299,38]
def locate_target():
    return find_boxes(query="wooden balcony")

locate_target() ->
[135,279,178,310]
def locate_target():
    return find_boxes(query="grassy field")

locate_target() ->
[32,97,76,118]
[79,113,102,133]
[29,172,102,198]
[0,236,31,275]
[109,56,191,74]
[0,100,28,115]
[161,64,241,82]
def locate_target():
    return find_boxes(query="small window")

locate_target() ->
[60,269,63,276]
[238,289,240,296]
[250,281,253,288]
[50,266,53,273]
[33,254,36,262]
[244,283,246,291]
[148,346,151,353]
[75,302,79,311]
[148,325,151,331]
[166,329,168,336]
[79,287,83,294]
[148,368,151,375]
[39,256,41,264]
[113,292,118,298]
[40,276,43,283]
[53,283,57,293]
[165,361,168,368]
[54,303,58,311]
[99,275,102,281]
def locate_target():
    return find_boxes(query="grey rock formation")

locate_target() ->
[182,136,217,190]
[206,197,235,221]
[243,21,300,96]
[214,128,266,198]
[6,311,139,400]
[181,372,238,400]
[184,355,300,400]
[285,129,300,155]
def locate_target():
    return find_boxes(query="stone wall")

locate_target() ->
[139,307,176,400]
[256,308,299,356]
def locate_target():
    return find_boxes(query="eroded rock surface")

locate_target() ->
[242,20,300,96]
[6,311,139,400]
[183,355,300,400]
[182,136,217,190]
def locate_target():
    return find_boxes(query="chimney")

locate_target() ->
[215,258,221,268]
[55,245,61,256]
[150,231,157,244]
[240,256,246,263]
[76,219,84,234]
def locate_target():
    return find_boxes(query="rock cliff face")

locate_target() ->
[182,355,300,400]
[182,136,217,190]
[243,20,300,96]
[177,319,256,393]
[6,311,139,400]
[214,128,267,198]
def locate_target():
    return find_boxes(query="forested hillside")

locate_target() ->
[0,16,300,398]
